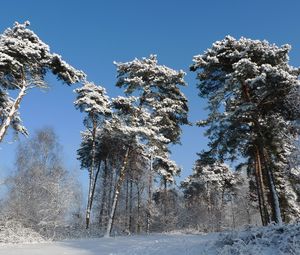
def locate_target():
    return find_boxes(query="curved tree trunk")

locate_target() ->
[0,81,27,142]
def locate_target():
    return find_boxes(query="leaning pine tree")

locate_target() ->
[0,21,86,142]
[114,55,189,231]
[104,96,169,237]
[190,36,300,225]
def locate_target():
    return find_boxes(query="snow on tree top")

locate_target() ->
[0,21,86,87]
[74,82,111,116]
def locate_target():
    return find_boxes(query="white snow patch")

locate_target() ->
[0,223,299,255]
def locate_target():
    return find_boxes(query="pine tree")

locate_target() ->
[114,55,189,231]
[191,36,300,225]
[104,96,168,237]
[0,21,86,142]
[75,82,111,228]
[182,158,239,231]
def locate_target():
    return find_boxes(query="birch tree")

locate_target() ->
[4,128,80,238]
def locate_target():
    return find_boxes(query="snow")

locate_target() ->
[1,223,299,255]
[0,233,218,255]
[217,223,300,254]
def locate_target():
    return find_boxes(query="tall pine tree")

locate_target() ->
[191,36,300,225]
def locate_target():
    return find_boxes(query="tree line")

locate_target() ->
[0,22,299,238]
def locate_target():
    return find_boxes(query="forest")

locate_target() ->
[0,21,300,254]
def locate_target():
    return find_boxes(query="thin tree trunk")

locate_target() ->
[99,159,108,228]
[0,81,27,142]
[86,172,94,229]
[125,177,129,231]
[105,148,130,237]
[107,162,113,222]
[146,154,153,234]
[261,149,283,225]
[85,114,98,229]
[217,183,226,231]
[86,160,101,229]
[205,182,213,232]
[254,148,266,226]
[164,179,167,216]
[163,178,167,229]
[136,183,141,234]
[85,160,101,229]
[129,178,133,233]
[256,147,271,225]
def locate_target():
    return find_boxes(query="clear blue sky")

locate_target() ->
[0,0,300,187]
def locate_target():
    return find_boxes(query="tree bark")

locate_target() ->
[107,162,113,221]
[261,149,283,225]
[242,81,282,225]
[125,176,129,231]
[128,178,133,233]
[99,159,108,228]
[85,114,98,229]
[217,183,226,231]
[146,153,153,234]
[136,182,142,234]
[105,148,130,237]
[0,81,27,142]
[254,147,266,226]
[254,145,270,225]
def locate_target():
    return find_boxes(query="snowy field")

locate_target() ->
[0,223,300,255]
[0,234,218,255]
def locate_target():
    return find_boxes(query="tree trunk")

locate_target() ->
[136,182,142,234]
[105,148,130,237]
[163,178,167,229]
[0,81,27,142]
[125,177,129,231]
[85,160,101,229]
[99,159,108,228]
[128,178,133,233]
[217,183,226,231]
[85,115,98,229]
[242,81,282,225]
[107,162,114,222]
[255,145,271,225]
[261,149,283,225]
[86,172,94,229]
[146,154,153,234]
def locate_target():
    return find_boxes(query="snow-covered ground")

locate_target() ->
[0,223,299,255]
[0,234,218,255]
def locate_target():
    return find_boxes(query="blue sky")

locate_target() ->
[0,0,300,187]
